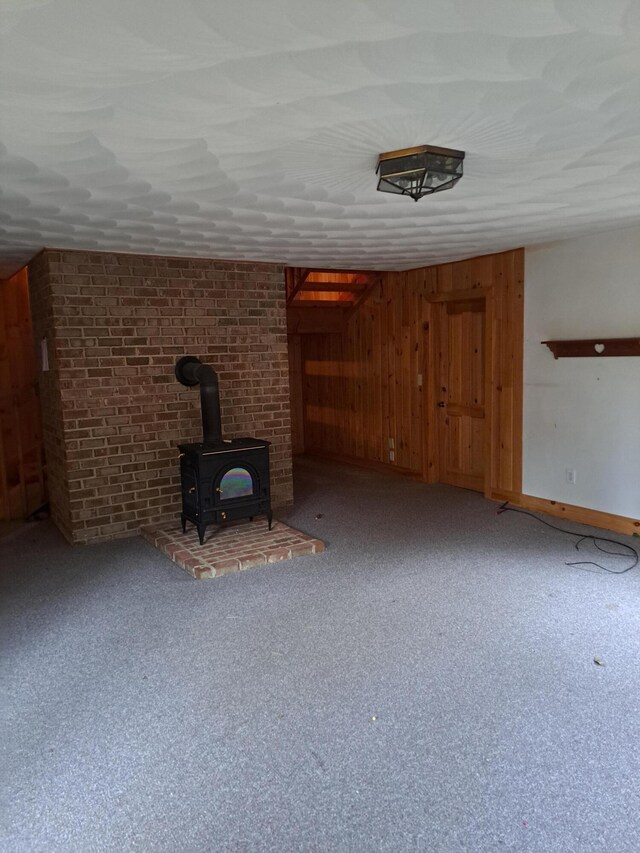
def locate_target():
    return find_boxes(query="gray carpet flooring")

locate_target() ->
[2,457,639,852]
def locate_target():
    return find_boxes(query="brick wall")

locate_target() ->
[28,249,293,544]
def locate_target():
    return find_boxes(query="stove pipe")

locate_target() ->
[175,356,222,445]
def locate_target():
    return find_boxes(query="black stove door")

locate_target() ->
[215,463,259,503]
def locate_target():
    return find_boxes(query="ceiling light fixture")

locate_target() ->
[376,144,465,202]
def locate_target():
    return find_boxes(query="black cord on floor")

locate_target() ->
[25,502,50,522]
[497,502,638,574]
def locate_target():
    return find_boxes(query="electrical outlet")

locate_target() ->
[566,468,577,485]
[388,437,395,449]
[389,450,395,462]
[417,373,423,387]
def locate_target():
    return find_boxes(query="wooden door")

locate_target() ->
[435,298,486,492]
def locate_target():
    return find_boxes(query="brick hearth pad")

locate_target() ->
[141,519,325,579]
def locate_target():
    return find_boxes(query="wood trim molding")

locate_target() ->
[489,490,639,536]
[483,289,495,498]
[511,249,524,495]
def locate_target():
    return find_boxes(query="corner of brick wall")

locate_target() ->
[28,249,293,544]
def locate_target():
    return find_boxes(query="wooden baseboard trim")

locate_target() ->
[488,489,520,504]
[489,490,639,537]
[302,449,420,479]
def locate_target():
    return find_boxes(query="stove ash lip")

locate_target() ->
[175,355,223,445]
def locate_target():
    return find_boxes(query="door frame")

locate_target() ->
[422,287,494,498]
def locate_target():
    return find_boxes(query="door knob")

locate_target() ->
[437,401,445,407]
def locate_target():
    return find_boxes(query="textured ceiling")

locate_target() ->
[1,0,640,277]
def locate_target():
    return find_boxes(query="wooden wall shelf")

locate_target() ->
[542,338,640,359]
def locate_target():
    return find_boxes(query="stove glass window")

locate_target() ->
[219,467,254,500]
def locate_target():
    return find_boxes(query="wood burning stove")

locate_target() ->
[176,356,272,545]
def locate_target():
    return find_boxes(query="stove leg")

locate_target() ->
[267,510,273,531]
[181,514,187,534]
[197,524,206,546]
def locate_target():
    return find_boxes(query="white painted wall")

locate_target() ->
[523,226,640,519]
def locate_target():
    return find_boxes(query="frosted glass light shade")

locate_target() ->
[376,145,465,201]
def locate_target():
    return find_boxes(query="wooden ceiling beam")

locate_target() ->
[303,267,382,277]
[299,281,367,292]
[288,299,352,309]
[346,274,382,317]
[286,268,310,304]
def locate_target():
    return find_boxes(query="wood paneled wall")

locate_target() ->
[298,270,423,473]
[290,248,524,498]
[287,333,305,454]
[0,268,46,519]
